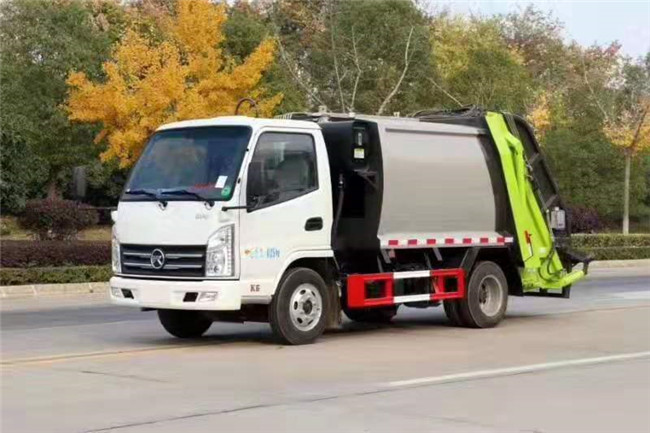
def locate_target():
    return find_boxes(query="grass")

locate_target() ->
[0,216,111,241]
[78,226,112,241]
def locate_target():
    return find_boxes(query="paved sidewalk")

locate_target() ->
[0,281,107,299]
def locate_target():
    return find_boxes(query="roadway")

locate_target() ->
[1,267,649,433]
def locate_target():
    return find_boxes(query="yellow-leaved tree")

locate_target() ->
[66,0,282,167]
[603,99,650,234]
[527,92,552,140]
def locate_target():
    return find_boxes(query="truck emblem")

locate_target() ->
[150,249,165,269]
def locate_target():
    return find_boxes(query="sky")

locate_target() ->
[428,1,650,59]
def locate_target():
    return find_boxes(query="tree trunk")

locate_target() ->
[46,179,60,200]
[622,152,631,235]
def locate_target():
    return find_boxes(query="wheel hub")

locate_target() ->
[477,275,503,317]
[289,284,323,331]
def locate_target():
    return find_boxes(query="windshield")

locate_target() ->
[123,126,252,201]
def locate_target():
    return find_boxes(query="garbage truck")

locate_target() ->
[109,106,589,344]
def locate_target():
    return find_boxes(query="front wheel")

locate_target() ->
[269,267,330,345]
[458,261,509,328]
[157,309,212,338]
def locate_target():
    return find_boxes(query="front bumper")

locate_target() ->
[109,276,244,310]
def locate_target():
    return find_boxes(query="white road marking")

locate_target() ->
[384,351,650,388]
[612,291,650,301]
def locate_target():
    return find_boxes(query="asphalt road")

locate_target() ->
[1,267,649,433]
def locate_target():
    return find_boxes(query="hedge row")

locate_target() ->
[571,234,650,248]
[0,266,112,286]
[571,234,650,260]
[1,240,110,268]
[578,247,650,261]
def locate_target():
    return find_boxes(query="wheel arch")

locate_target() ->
[286,257,338,283]
[474,247,523,296]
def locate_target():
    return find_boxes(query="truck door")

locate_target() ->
[238,129,332,297]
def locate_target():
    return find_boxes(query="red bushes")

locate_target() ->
[18,199,99,240]
[1,240,110,267]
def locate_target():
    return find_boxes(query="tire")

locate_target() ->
[344,306,398,323]
[443,300,464,326]
[269,267,330,345]
[458,261,508,328]
[157,309,212,338]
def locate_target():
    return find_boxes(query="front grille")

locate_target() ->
[120,244,206,277]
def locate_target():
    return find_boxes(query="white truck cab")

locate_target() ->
[111,110,586,344]
[111,116,333,315]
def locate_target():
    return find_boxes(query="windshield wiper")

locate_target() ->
[159,188,214,204]
[125,188,159,199]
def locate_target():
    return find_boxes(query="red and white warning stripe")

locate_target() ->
[382,236,514,249]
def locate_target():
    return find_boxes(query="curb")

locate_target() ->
[589,259,650,269]
[0,259,647,300]
[0,282,108,300]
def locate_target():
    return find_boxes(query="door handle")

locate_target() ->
[305,217,323,231]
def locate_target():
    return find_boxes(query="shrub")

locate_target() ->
[0,265,111,286]
[0,240,110,267]
[18,199,99,240]
[568,206,602,233]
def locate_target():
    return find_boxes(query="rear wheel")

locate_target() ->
[269,267,330,345]
[344,306,398,323]
[458,261,508,328]
[157,309,212,338]
[443,300,464,326]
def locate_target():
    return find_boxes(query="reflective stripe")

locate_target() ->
[394,294,432,303]
[382,236,514,249]
[393,270,431,280]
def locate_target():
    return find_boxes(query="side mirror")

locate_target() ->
[246,161,264,206]
[72,166,87,200]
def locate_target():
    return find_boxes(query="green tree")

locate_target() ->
[223,1,305,113]
[502,5,569,91]
[0,133,47,213]
[0,0,125,204]
[544,124,647,220]
[271,0,435,114]
[431,14,535,112]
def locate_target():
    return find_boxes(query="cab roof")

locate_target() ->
[156,116,320,132]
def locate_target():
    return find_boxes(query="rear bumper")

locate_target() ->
[109,276,245,310]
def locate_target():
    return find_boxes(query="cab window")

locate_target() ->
[247,132,317,209]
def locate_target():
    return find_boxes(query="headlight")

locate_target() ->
[111,226,121,273]
[206,225,234,277]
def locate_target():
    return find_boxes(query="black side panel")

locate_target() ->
[321,121,383,252]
